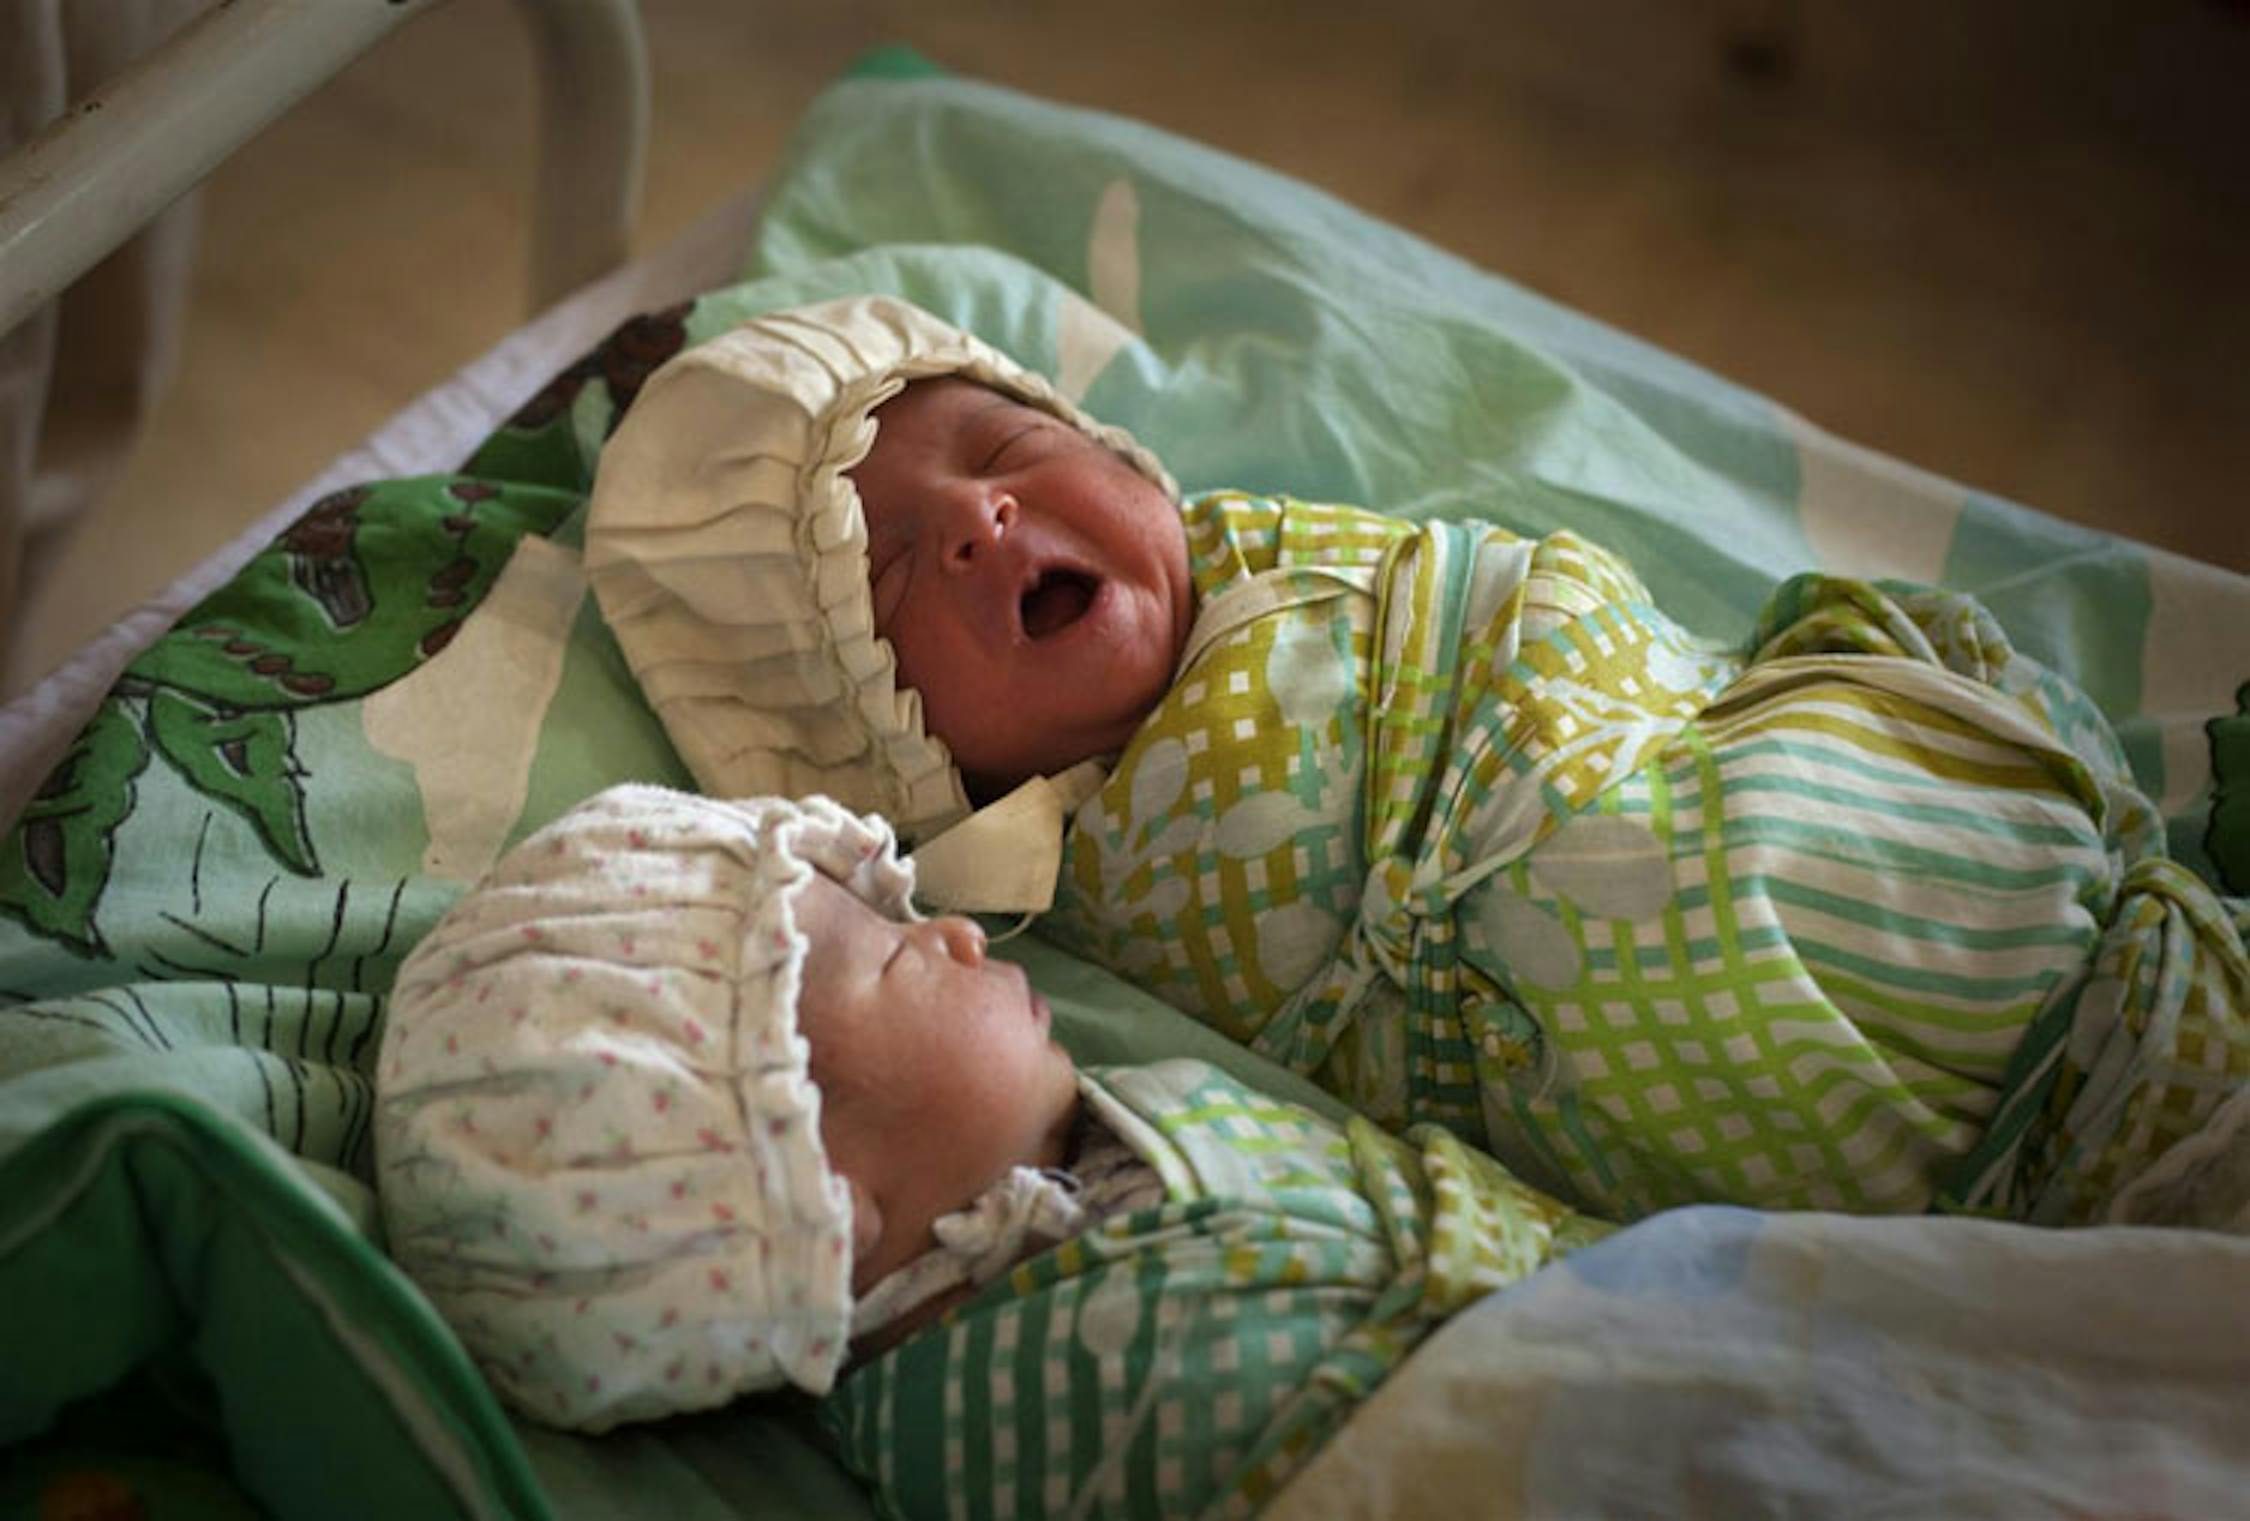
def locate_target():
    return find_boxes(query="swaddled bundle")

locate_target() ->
[1047,492,2250,1226]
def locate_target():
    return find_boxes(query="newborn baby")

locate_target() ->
[374,785,1600,1519]
[584,295,2250,1233]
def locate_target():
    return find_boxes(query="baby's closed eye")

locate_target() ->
[980,422,1047,472]
[979,413,1080,474]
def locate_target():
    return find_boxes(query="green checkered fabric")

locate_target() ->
[820,1058,1603,1521]
[1046,496,2250,1223]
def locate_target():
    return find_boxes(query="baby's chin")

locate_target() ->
[845,1085,1081,1364]
[1034,1080,1084,1172]
[1053,595,1184,746]
[961,713,1140,800]
[956,681,1164,796]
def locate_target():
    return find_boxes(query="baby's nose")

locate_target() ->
[932,915,987,967]
[938,488,1016,570]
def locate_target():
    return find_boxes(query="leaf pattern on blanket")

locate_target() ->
[1,478,582,955]
[498,302,693,434]
[144,689,317,876]
[0,703,149,957]
[132,481,552,707]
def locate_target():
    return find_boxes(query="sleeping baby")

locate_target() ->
[583,295,2250,1233]
[375,785,1603,1519]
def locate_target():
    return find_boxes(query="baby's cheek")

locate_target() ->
[889,612,980,718]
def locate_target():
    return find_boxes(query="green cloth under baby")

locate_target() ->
[822,1056,1606,1521]
[1043,493,2250,1226]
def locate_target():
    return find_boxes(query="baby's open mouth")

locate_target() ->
[1019,569,1098,639]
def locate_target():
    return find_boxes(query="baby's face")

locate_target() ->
[793,873,1080,1292]
[848,378,1193,797]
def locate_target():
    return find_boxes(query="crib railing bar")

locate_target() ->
[0,0,432,340]
[0,0,650,342]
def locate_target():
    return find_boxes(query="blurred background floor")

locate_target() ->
[11,0,2248,695]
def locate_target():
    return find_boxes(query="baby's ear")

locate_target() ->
[844,1175,884,1269]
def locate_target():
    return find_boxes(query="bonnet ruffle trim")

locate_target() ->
[584,295,1177,844]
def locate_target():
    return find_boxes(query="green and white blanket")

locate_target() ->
[1047,493,2250,1225]
[825,1058,1605,1521]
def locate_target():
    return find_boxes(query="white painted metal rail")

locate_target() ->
[0,0,649,340]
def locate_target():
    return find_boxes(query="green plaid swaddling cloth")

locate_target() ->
[819,1058,1605,1521]
[1046,495,2250,1224]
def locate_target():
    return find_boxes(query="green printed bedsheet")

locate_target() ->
[4,44,2249,1521]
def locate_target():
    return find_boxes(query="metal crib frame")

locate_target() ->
[0,0,649,340]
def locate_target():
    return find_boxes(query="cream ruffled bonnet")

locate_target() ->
[375,785,1087,1431]
[584,295,1178,846]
